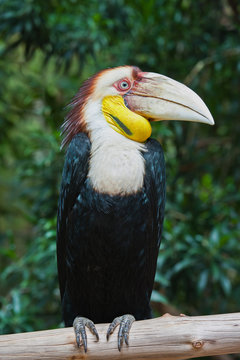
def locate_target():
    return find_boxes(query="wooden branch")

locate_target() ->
[0,313,240,360]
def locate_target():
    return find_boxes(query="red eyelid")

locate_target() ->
[114,78,132,91]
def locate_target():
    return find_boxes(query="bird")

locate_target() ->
[57,65,214,352]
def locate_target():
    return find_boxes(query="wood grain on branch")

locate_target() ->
[0,312,240,360]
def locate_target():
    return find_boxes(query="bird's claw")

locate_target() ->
[106,314,135,351]
[73,316,99,352]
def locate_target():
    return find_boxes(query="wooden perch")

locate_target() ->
[0,312,240,360]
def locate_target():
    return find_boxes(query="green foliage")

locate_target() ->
[0,0,240,334]
[0,218,59,334]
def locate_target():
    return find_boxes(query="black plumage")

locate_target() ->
[57,133,165,326]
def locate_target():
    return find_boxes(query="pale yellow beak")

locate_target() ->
[125,72,214,125]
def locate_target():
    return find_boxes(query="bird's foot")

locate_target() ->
[106,314,135,351]
[73,316,99,352]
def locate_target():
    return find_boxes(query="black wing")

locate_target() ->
[143,138,166,302]
[57,133,90,300]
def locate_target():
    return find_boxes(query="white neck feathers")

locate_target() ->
[84,99,146,195]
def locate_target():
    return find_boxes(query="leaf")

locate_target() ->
[151,290,168,304]
[198,270,209,292]
[220,276,232,296]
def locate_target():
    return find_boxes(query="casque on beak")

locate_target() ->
[125,72,214,126]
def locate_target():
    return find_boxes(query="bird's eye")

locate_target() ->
[120,81,129,89]
[117,79,131,91]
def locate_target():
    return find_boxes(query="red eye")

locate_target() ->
[116,78,131,91]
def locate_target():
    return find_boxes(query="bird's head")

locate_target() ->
[62,66,214,147]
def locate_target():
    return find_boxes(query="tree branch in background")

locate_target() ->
[184,47,240,85]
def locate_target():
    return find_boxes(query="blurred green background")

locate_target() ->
[0,0,240,340]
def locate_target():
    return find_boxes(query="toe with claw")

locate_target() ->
[106,314,135,351]
[73,316,99,352]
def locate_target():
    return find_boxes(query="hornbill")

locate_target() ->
[57,66,214,352]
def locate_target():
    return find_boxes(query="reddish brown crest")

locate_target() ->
[61,73,98,149]
[61,66,141,149]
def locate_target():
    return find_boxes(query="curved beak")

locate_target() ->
[125,72,214,125]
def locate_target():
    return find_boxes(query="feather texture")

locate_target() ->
[57,133,165,325]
